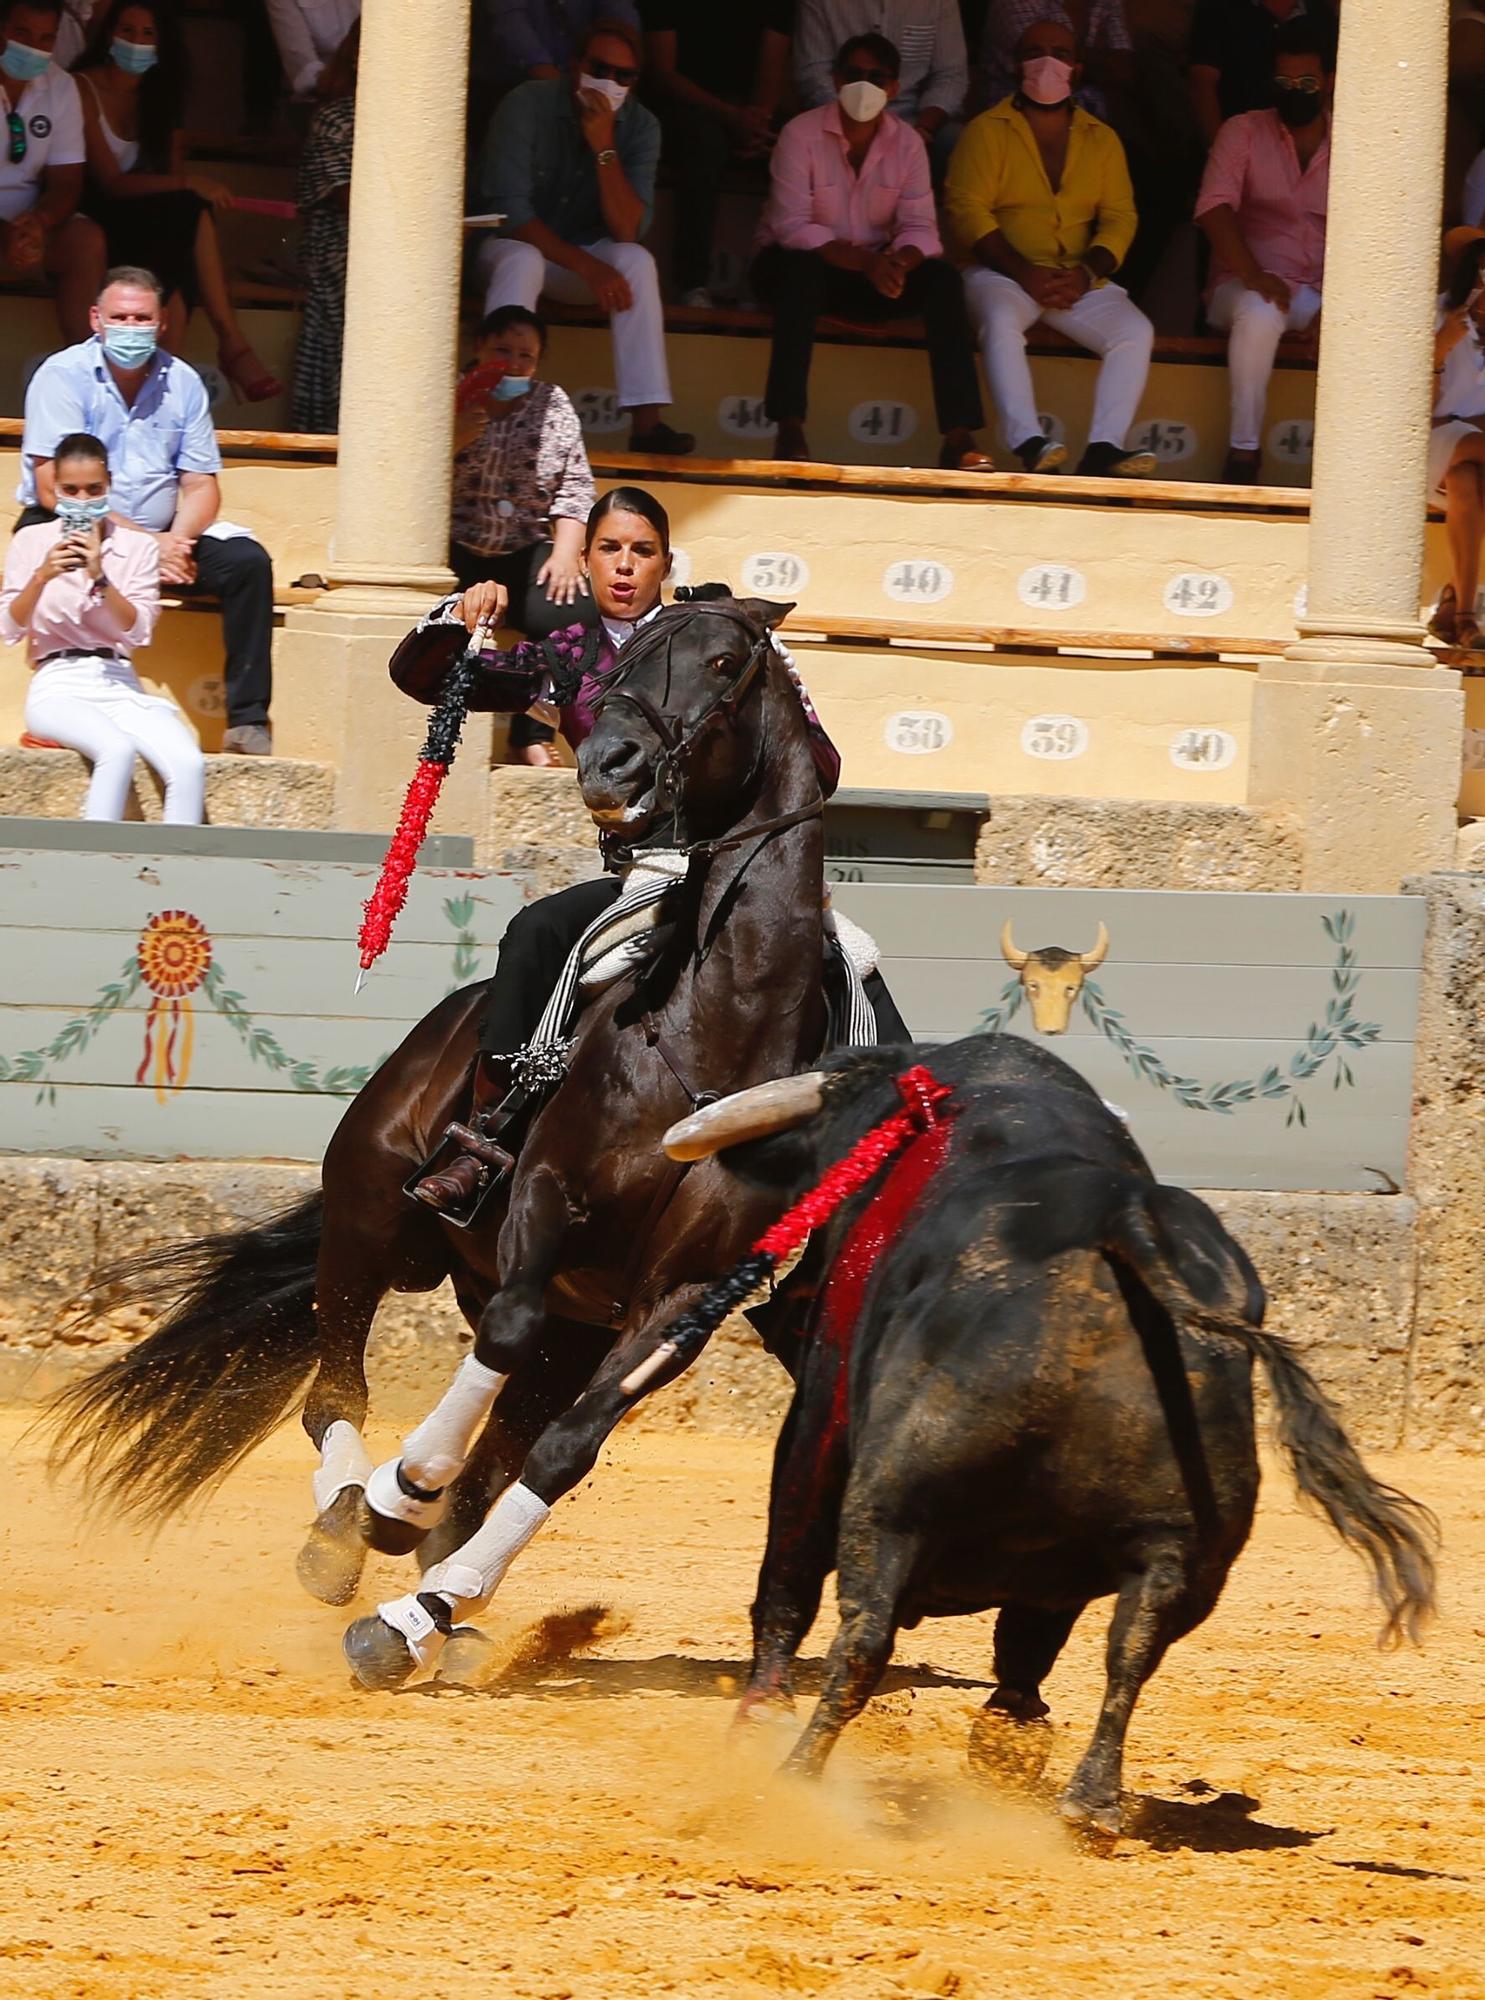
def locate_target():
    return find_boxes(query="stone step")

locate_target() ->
[0,745,336,830]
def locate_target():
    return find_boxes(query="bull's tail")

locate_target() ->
[1112,1180,1438,1648]
[45,1190,324,1520]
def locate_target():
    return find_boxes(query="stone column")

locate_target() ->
[1248,0,1463,891]
[273,0,494,833]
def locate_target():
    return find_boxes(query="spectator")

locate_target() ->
[481,0,640,89]
[0,0,105,339]
[1,428,205,821]
[291,20,356,433]
[74,0,283,403]
[977,0,1131,116]
[1196,20,1331,484]
[794,1,968,155]
[18,266,276,753]
[1462,140,1485,229]
[52,0,98,67]
[1189,0,1337,148]
[945,15,1155,476]
[1426,228,1485,654]
[473,18,693,456]
[640,0,791,307]
[753,32,989,468]
[264,0,357,99]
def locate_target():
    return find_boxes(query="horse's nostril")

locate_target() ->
[600,738,645,778]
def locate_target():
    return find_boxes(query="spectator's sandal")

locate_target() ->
[219,342,285,404]
[1428,585,1460,646]
[1455,613,1483,659]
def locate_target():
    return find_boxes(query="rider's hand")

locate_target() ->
[457,579,510,635]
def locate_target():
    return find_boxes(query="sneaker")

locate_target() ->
[628,421,696,456]
[221,723,272,755]
[680,287,715,310]
[1014,434,1068,474]
[1076,441,1158,479]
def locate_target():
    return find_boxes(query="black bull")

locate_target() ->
[686,1034,1438,1835]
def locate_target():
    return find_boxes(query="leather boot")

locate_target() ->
[412,1058,514,1212]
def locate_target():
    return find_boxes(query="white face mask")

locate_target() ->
[837,78,888,122]
[579,71,629,111]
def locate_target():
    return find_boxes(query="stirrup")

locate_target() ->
[403,1084,527,1228]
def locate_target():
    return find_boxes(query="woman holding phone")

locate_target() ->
[1,429,204,822]
[1429,227,1485,653]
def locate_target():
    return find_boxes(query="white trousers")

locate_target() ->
[1207,276,1322,451]
[962,268,1154,452]
[476,234,672,412]
[26,653,206,824]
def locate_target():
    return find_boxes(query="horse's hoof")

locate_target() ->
[435,1625,500,1689]
[967,1710,1055,1791]
[296,1488,368,1606]
[1058,1789,1124,1848]
[342,1613,419,1691]
[360,1460,446,1555]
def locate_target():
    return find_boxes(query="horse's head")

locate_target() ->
[578,596,796,847]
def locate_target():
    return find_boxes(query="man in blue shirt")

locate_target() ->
[473,18,693,455]
[19,264,275,752]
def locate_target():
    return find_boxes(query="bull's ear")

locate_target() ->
[737,597,796,631]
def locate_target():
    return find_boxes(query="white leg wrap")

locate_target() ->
[422,1481,552,1610]
[365,1453,449,1529]
[312,1421,373,1513]
[401,1356,508,1490]
[374,1592,449,1671]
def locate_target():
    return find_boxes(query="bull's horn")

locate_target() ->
[663,1072,827,1160]
[1000,920,1029,970]
[1079,922,1111,971]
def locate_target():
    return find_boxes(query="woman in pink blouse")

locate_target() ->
[1,429,203,823]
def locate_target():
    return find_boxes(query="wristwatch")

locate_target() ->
[88,572,108,600]
[595,147,618,166]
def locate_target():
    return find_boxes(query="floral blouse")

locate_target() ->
[449,378,597,558]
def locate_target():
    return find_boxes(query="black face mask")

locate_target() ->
[1274,83,1323,129]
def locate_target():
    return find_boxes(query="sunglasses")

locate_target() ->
[587,57,638,85]
[840,66,895,87]
[6,111,24,165]
[1276,75,1324,93]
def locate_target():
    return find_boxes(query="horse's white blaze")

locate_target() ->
[400,1355,509,1490]
[312,1420,373,1513]
[422,1481,552,1609]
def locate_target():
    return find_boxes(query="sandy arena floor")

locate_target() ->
[0,1406,1482,1999]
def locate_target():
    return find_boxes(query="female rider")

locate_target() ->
[390,484,905,1213]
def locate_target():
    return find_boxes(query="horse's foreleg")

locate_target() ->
[343,1288,706,1690]
[296,1245,385,1607]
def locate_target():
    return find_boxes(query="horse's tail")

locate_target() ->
[45,1190,324,1519]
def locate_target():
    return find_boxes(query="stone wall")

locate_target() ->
[0,1157,1417,1449]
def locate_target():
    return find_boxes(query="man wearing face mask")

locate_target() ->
[0,0,107,340]
[474,18,693,457]
[945,17,1155,476]
[17,264,277,753]
[752,33,989,468]
[1195,21,1332,484]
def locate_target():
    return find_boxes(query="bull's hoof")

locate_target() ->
[435,1625,499,1689]
[731,1684,797,1730]
[342,1613,420,1692]
[296,1488,369,1606]
[1058,1788,1124,1848]
[967,1710,1055,1791]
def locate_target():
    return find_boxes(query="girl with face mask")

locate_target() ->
[73,0,283,401]
[1,430,205,823]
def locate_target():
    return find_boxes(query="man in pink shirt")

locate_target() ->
[1195,19,1332,483]
[750,31,989,467]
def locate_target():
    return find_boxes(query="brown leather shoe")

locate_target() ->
[413,1153,489,1211]
[410,1058,514,1212]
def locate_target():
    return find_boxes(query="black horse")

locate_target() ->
[48,596,862,1670]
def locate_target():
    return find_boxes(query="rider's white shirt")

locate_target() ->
[601,604,662,653]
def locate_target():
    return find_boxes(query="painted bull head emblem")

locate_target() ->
[1000,921,1110,1034]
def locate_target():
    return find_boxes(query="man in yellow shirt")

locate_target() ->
[944,16,1155,476]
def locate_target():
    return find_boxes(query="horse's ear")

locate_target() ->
[737,597,796,630]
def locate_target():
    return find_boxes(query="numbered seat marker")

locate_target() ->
[1169,728,1238,773]
[884,710,954,755]
[1163,573,1234,618]
[1131,418,1197,465]
[1017,564,1087,613]
[848,401,918,446]
[1267,418,1315,466]
[883,559,954,606]
[718,394,777,441]
[574,388,624,434]
[741,552,809,595]
[1020,714,1090,761]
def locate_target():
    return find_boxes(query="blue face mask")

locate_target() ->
[56,493,112,532]
[100,321,159,368]
[491,373,534,401]
[1,38,52,80]
[109,36,158,73]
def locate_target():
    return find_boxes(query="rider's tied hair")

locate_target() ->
[673,582,733,603]
[586,485,671,552]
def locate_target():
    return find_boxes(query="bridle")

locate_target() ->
[591,602,823,859]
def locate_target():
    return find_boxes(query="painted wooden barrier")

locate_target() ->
[0,844,1422,1191]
